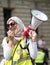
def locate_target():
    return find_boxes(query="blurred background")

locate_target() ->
[0,0,50,64]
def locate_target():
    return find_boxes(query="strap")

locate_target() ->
[20,39,35,65]
[31,58,35,65]
[20,38,29,54]
[11,40,21,65]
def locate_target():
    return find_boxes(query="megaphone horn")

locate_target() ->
[30,10,48,30]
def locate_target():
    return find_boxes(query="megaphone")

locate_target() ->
[31,10,48,30]
[23,10,48,38]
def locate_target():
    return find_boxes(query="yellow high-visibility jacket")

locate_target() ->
[35,50,45,63]
[4,38,32,65]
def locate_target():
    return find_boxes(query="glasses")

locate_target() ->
[7,22,16,28]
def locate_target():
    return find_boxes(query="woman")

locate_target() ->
[0,16,37,65]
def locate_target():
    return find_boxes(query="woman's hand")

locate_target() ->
[7,30,15,41]
[29,30,37,42]
[7,30,15,47]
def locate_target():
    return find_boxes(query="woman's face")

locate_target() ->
[7,20,17,31]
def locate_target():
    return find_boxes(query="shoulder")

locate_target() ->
[1,37,8,47]
[2,37,7,42]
